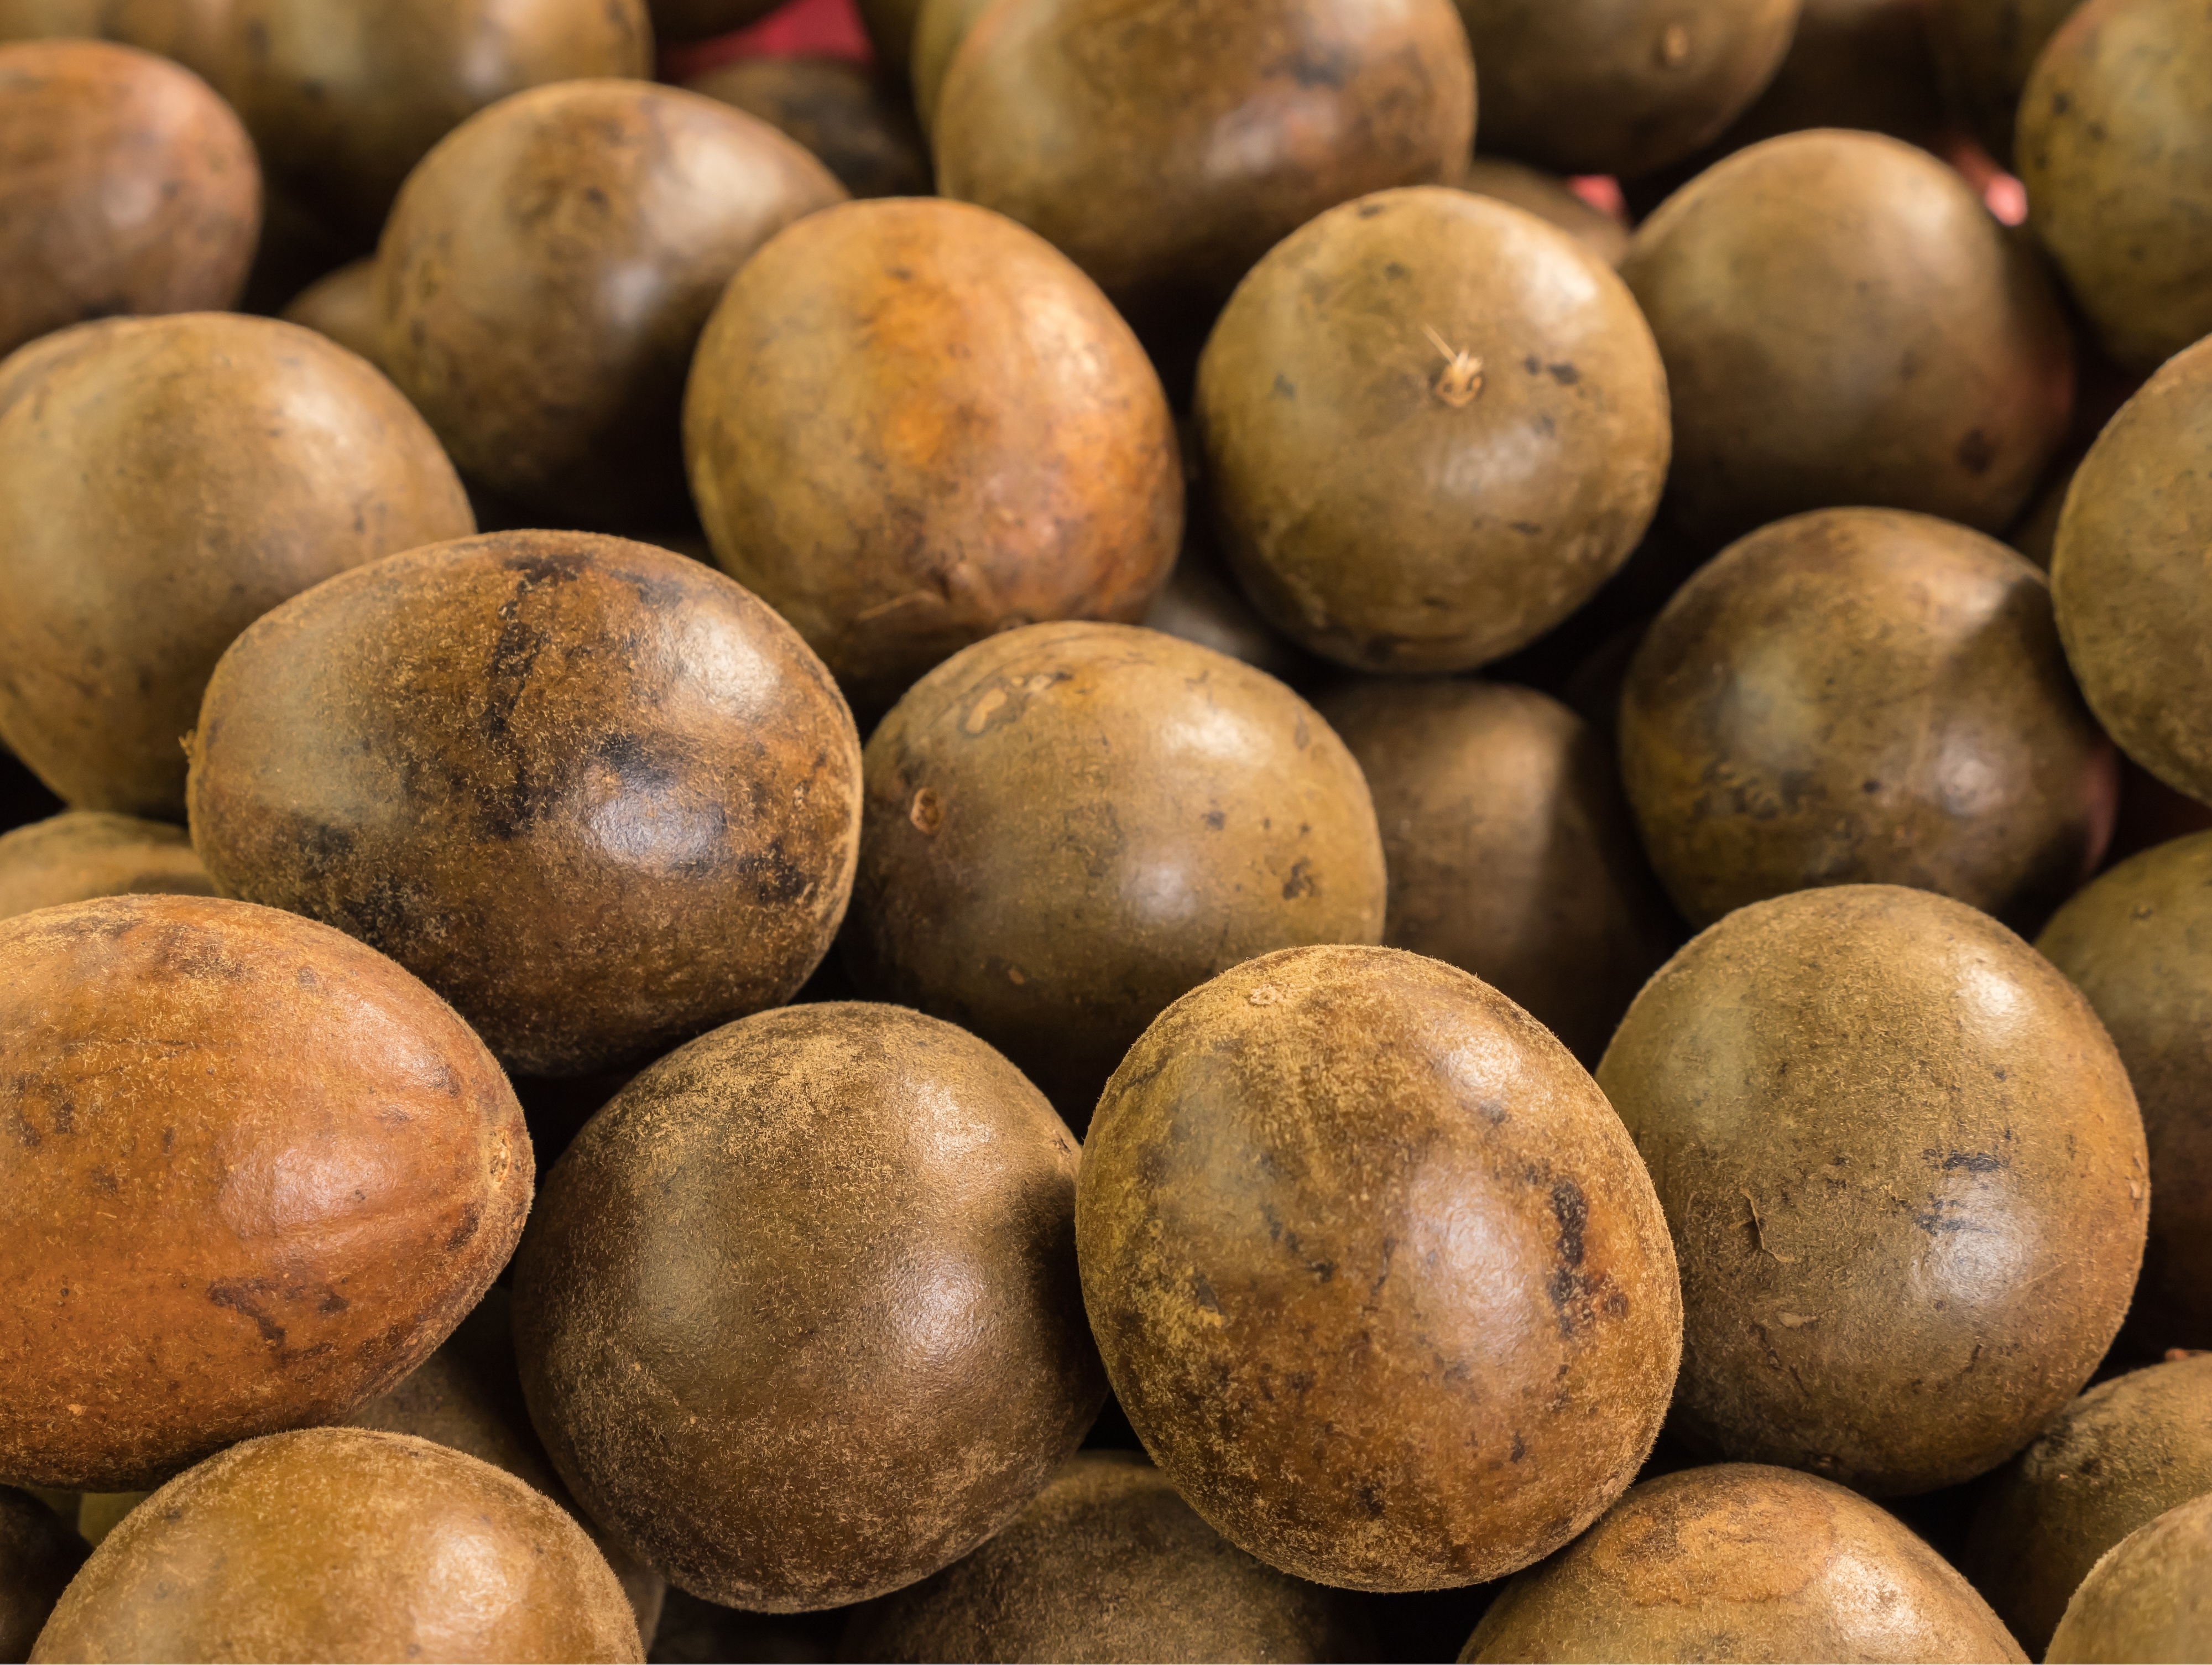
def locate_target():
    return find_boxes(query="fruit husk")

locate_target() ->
[0,812,212,919]
[2044,1490,2212,1663]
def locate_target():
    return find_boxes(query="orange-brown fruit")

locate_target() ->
[1459,160,1629,265]
[0,811,211,919]
[1198,188,1670,674]
[186,530,862,1079]
[0,39,258,359]
[1619,507,2116,931]
[347,1288,666,1647]
[933,0,1476,331]
[1460,1463,2025,1662]
[0,1487,85,1664]
[1597,884,2148,1496]
[0,0,234,90]
[1622,130,2075,547]
[378,80,844,527]
[1963,1355,2212,1657]
[2036,835,2212,1347]
[685,198,1182,719]
[686,57,928,199]
[1316,679,1677,1065]
[222,0,653,242]
[1079,945,1684,1591]
[1452,0,1800,177]
[513,1003,1104,1612]
[2043,1490,2212,1663]
[28,1428,641,1663]
[2050,335,2212,805]
[842,1452,1375,1662]
[0,895,531,1492]
[278,258,379,366]
[844,621,1387,1121]
[0,312,473,819]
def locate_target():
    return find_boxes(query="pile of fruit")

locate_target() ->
[2,0,2210,1659]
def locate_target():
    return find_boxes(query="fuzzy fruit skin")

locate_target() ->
[513,1003,1104,1614]
[1078,945,1683,1593]
[0,895,531,1493]
[0,39,259,360]
[1460,1463,2026,1663]
[186,530,862,1080]
[1598,884,2147,1497]
[0,812,211,920]
[279,259,380,368]
[2045,1490,2212,1663]
[28,1428,641,1664]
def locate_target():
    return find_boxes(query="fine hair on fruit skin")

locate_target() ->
[0,812,212,920]
[2043,1489,2212,1663]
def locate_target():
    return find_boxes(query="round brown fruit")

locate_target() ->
[0,0,233,88]
[1141,528,1319,688]
[224,0,650,243]
[1621,130,2074,547]
[1460,1463,2026,1663]
[514,1003,1103,1611]
[0,1488,85,1664]
[2018,0,2212,371]
[0,895,530,1492]
[1929,0,2083,165]
[0,312,473,819]
[685,57,928,199]
[648,0,779,41]
[1451,0,1800,178]
[378,80,844,528]
[933,0,1475,329]
[1199,187,1670,674]
[0,40,258,359]
[844,621,1386,1121]
[1315,679,1676,1064]
[2051,335,2212,803]
[1079,945,1683,1591]
[1459,159,1629,265]
[2035,836,2212,1346]
[1619,507,2115,931]
[186,529,861,1079]
[684,198,1181,719]
[1597,884,2148,1496]
[279,258,380,366]
[1963,1355,2212,1657]
[909,0,992,133]
[2046,1490,2212,1663]
[28,1428,640,1663]
[844,1451,1375,1662]
[0,811,211,919]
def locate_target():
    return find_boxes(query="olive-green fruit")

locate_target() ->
[0,812,210,918]
[684,198,1181,720]
[2045,1490,2212,1663]
[0,312,472,818]
[2050,333,2212,804]
[686,56,928,198]
[1597,884,2148,1496]
[225,0,651,242]
[1928,0,2081,163]
[70,1496,140,1549]
[1453,0,1800,177]
[279,258,379,366]
[0,40,258,360]
[2017,0,2210,371]
[1461,1463,2026,1663]
[1199,188,1670,674]
[1620,507,2115,931]
[378,80,844,527]
[1963,1356,2212,1657]
[855,0,923,80]
[1622,130,2074,547]
[933,0,1476,328]
[29,1428,641,1663]
[0,895,530,1493]
[843,1452,1374,1662]
[1079,945,1683,1591]
[2036,835,2212,1345]
[648,0,777,41]
[187,530,862,1079]
[0,1488,84,1665]
[348,1290,666,1646]
[514,1003,1103,1611]
[909,0,991,133]
[1315,679,1675,1064]
[1459,160,1628,265]
[844,621,1387,1121]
